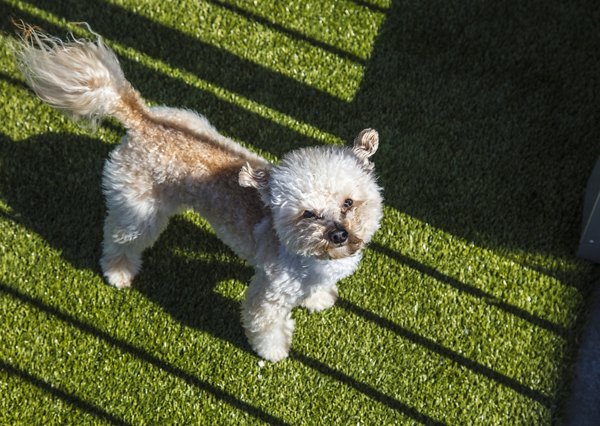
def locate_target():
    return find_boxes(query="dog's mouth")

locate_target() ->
[323,235,363,260]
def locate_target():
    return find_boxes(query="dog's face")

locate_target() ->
[240,129,383,260]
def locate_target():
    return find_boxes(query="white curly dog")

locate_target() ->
[16,25,383,362]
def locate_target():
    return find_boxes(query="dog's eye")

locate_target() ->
[303,210,316,219]
[343,199,353,209]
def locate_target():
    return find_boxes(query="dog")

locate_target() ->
[15,25,383,362]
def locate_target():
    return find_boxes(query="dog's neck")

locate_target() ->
[277,244,362,287]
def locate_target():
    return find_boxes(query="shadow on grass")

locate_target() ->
[0,129,442,421]
[133,220,451,424]
[135,217,253,347]
[0,130,553,417]
[0,70,30,92]
[3,0,598,420]
[350,0,600,264]
[0,358,130,426]
[337,297,552,408]
[289,350,447,425]
[14,0,348,142]
[370,242,569,337]
[0,132,109,273]
[8,0,599,272]
[136,220,556,410]
[205,0,366,65]
[0,280,448,425]
[349,0,390,14]
[0,2,322,160]
[0,282,289,425]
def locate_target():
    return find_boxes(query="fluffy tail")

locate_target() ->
[14,23,144,128]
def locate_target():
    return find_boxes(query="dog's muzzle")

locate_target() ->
[328,227,348,245]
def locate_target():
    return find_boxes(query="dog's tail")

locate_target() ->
[15,23,145,129]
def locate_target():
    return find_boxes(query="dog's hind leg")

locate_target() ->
[99,146,175,289]
[100,200,171,289]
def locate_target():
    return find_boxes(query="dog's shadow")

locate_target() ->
[0,132,108,271]
[135,216,253,347]
[0,131,253,350]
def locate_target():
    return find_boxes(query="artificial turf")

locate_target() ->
[1,0,599,424]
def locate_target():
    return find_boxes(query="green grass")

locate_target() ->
[1,0,599,423]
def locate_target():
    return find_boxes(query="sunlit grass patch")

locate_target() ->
[1,0,598,424]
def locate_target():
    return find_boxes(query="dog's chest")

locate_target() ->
[298,255,361,289]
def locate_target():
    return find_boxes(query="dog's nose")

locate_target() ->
[329,228,348,245]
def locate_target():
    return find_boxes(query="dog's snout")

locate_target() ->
[329,228,348,245]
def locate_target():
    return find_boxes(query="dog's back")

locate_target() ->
[16,24,271,285]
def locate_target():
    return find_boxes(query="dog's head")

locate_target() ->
[240,129,383,260]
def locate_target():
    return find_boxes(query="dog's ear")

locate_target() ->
[239,162,270,190]
[353,128,379,168]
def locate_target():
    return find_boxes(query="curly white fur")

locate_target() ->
[15,25,383,362]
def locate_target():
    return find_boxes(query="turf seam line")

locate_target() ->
[0,283,288,426]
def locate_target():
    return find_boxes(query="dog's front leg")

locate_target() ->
[301,284,339,313]
[241,270,296,362]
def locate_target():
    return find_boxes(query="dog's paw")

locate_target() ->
[100,254,141,289]
[100,254,138,289]
[257,343,290,363]
[251,325,293,362]
[301,286,338,313]
[245,314,294,363]
[103,269,133,289]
